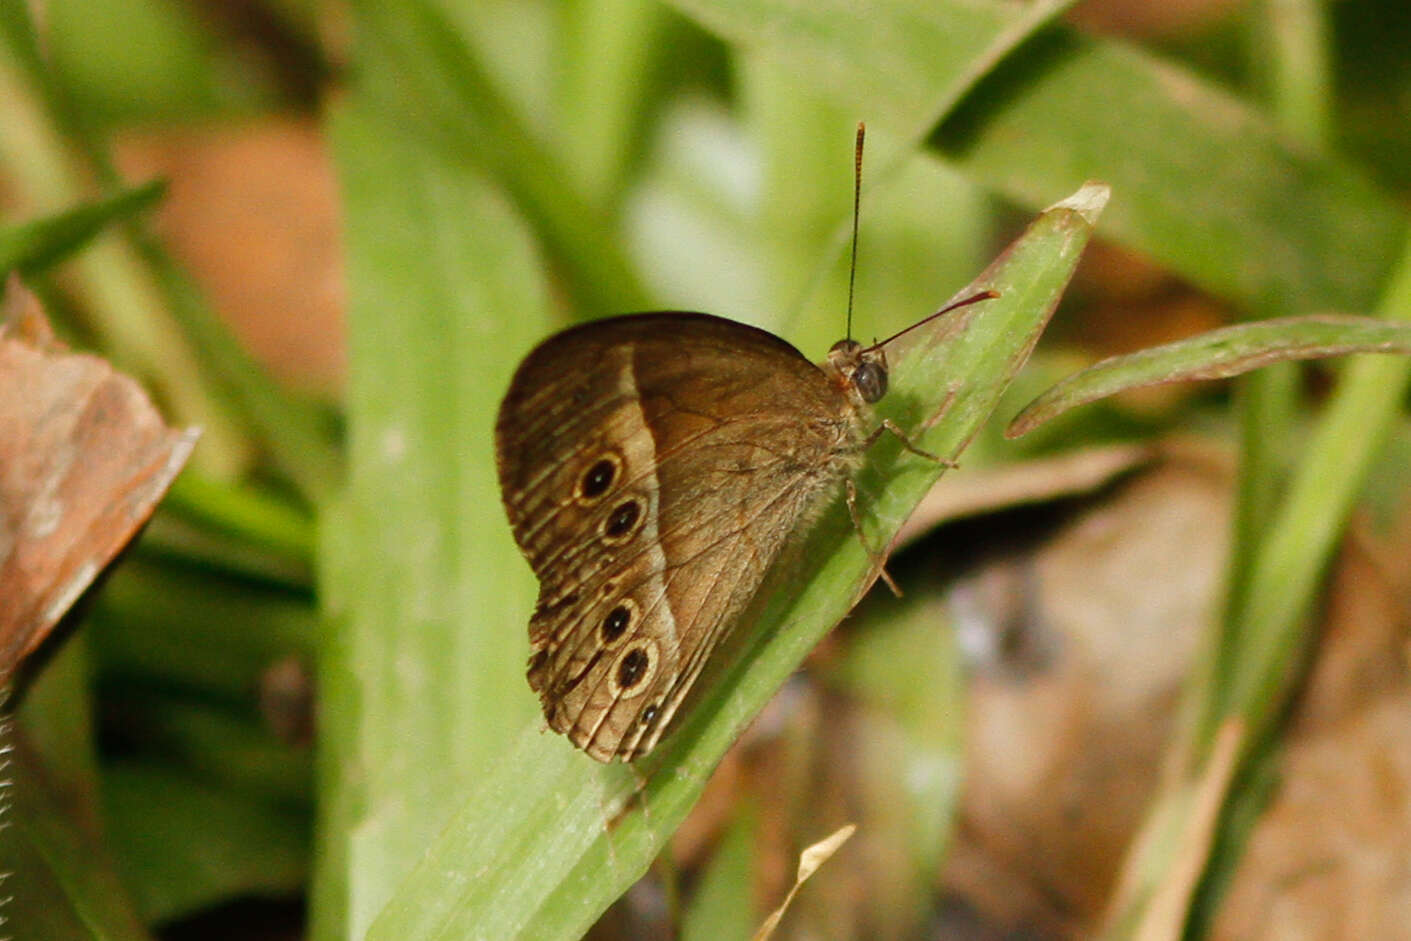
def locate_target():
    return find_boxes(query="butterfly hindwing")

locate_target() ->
[496,313,862,760]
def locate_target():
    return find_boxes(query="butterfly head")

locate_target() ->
[826,338,888,405]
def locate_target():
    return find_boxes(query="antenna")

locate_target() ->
[842,122,999,352]
[864,289,999,353]
[845,122,865,342]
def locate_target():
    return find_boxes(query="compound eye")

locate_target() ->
[853,360,888,403]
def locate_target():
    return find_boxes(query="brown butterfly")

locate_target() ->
[495,126,992,761]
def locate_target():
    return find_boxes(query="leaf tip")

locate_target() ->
[1047,181,1110,224]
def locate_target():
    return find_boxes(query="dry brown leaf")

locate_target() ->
[753,824,857,941]
[1206,506,1411,941]
[0,278,197,678]
[1211,693,1411,941]
[939,447,1233,937]
[895,442,1154,548]
[939,439,1411,939]
[115,118,345,395]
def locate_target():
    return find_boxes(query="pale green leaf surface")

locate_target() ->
[557,0,669,200]
[349,0,650,319]
[314,93,551,941]
[668,0,1073,164]
[362,185,1105,941]
[743,65,994,352]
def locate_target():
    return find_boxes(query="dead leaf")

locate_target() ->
[939,447,1233,937]
[753,824,857,941]
[115,118,346,396]
[0,277,198,678]
[1206,506,1411,941]
[1211,693,1411,941]
[895,442,1154,548]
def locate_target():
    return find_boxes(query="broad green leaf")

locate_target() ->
[1008,314,1411,437]
[556,0,671,201]
[669,0,1075,163]
[314,93,552,940]
[361,184,1105,941]
[936,29,1403,316]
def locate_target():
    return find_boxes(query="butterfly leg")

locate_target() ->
[845,478,903,597]
[864,419,959,469]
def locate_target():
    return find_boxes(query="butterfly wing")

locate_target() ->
[495,313,861,761]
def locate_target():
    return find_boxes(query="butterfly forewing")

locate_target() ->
[495,313,864,760]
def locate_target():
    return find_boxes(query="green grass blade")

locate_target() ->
[160,471,315,574]
[1007,314,1411,436]
[362,184,1105,941]
[91,558,315,701]
[1218,234,1411,741]
[1223,0,1337,681]
[0,180,165,275]
[934,26,1403,315]
[102,763,307,923]
[350,0,651,318]
[1101,231,1411,941]
[313,94,554,940]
